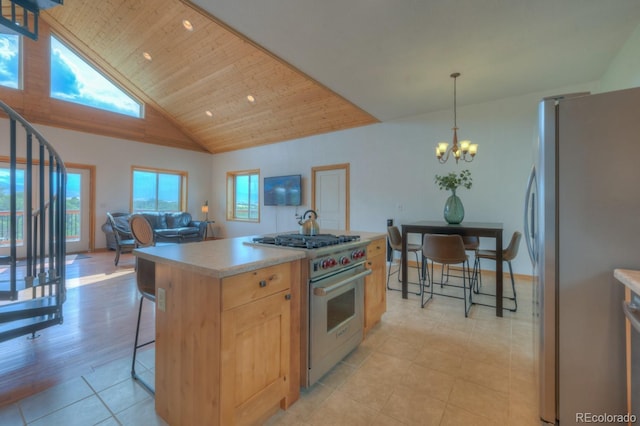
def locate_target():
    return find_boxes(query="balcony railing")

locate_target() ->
[0,210,80,246]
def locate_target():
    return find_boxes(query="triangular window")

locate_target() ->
[0,33,21,89]
[50,35,143,118]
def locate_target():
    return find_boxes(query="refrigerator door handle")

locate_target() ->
[524,165,537,264]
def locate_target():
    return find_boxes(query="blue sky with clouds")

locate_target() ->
[0,33,141,117]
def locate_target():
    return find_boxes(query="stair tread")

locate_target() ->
[0,297,58,316]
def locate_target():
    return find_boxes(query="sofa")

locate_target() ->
[102,211,206,249]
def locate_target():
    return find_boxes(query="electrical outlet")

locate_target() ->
[158,287,166,312]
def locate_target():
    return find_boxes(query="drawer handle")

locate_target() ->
[285,294,291,300]
[259,280,267,287]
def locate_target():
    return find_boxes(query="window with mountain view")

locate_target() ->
[226,170,260,222]
[131,168,186,212]
[50,35,143,118]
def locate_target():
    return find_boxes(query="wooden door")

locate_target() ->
[312,163,349,231]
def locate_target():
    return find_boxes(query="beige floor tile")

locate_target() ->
[447,379,510,424]
[381,384,447,425]
[0,403,23,426]
[440,405,498,426]
[28,395,112,426]
[18,377,94,423]
[305,389,389,426]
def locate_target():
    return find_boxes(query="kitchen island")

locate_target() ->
[134,237,306,426]
[133,231,386,425]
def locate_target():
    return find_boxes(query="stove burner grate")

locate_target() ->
[252,233,360,249]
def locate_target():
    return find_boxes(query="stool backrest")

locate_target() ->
[422,234,467,264]
[387,226,402,251]
[504,231,522,262]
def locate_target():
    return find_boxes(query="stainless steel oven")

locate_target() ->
[308,255,370,385]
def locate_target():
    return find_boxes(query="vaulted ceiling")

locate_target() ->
[39,0,640,154]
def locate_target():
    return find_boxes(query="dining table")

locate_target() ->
[401,220,505,317]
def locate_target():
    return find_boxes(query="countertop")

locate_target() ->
[614,268,640,294]
[133,230,386,278]
[134,236,306,279]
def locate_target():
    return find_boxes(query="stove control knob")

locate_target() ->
[321,259,330,269]
[352,249,364,260]
[340,256,350,265]
[330,258,337,267]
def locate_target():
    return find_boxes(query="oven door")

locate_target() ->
[308,263,371,385]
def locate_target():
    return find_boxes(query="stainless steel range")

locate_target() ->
[250,233,371,386]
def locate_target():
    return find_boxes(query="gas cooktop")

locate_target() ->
[251,233,361,249]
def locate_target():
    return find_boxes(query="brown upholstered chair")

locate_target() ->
[474,231,521,312]
[387,225,423,295]
[421,234,473,317]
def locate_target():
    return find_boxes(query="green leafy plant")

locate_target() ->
[434,169,472,193]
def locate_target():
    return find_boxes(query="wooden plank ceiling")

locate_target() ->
[41,0,378,153]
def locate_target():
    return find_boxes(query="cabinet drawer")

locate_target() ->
[367,238,386,258]
[222,263,290,310]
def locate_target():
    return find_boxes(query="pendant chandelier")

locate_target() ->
[436,72,478,164]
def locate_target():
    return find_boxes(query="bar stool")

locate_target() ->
[386,226,423,295]
[131,257,156,395]
[474,231,521,312]
[129,214,157,394]
[421,234,473,317]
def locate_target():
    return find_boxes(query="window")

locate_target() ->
[0,33,21,89]
[50,34,143,118]
[131,167,186,212]
[227,170,259,222]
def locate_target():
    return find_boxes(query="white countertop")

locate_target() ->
[614,269,640,295]
[133,230,386,279]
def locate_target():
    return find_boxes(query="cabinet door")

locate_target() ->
[365,239,387,334]
[221,290,291,425]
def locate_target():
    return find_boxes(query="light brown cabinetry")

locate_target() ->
[364,238,386,334]
[153,260,301,426]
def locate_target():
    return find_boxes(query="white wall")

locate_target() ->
[0,120,213,249]
[210,81,599,276]
[600,22,640,91]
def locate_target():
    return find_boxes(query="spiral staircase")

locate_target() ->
[0,100,67,343]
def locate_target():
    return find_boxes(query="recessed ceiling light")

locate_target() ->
[143,52,152,61]
[205,110,213,117]
[247,95,255,103]
[182,20,193,31]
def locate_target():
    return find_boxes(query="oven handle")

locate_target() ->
[312,269,372,297]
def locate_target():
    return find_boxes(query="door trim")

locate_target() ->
[311,163,350,231]
[0,156,96,252]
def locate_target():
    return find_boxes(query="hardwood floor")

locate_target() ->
[0,251,153,408]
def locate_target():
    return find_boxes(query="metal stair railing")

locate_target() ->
[0,99,66,343]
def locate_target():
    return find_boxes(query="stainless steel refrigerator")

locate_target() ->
[525,87,640,425]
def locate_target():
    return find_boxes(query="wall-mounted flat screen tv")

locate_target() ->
[264,174,302,206]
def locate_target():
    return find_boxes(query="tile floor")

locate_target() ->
[0,266,539,425]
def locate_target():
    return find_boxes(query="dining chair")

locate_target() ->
[129,214,156,248]
[106,212,136,266]
[473,231,521,312]
[421,234,473,317]
[386,225,423,295]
